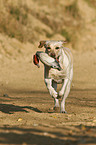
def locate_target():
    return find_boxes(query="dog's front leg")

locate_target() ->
[44,65,58,99]
[44,78,58,98]
[52,80,60,108]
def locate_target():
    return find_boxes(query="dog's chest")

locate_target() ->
[48,58,67,83]
[48,50,70,83]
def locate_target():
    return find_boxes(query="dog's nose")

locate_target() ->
[51,53,55,57]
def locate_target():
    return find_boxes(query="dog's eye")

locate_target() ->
[47,47,51,50]
[55,47,59,50]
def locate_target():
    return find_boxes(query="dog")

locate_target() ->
[33,40,73,113]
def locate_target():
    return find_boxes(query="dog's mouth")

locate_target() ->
[50,53,59,62]
[50,53,56,58]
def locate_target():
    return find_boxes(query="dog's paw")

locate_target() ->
[52,94,58,99]
[50,88,58,98]
[57,94,62,99]
[61,111,67,114]
[53,107,60,113]
[58,91,64,97]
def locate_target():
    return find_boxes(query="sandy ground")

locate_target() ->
[0,48,96,145]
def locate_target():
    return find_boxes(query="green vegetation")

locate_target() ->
[61,29,71,42]
[0,0,95,50]
[0,3,32,42]
[0,0,80,44]
[65,1,80,18]
[9,5,28,25]
[84,0,96,8]
[0,12,26,42]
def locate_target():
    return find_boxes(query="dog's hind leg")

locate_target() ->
[59,68,73,113]
[60,79,70,113]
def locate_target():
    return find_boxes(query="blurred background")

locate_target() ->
[0,0,96,56]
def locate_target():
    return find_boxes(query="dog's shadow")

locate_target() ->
[0,103,42,114]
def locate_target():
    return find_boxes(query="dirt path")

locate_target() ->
[0,49,96,145]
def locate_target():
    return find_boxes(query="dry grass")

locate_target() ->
[0,0,96,50]
[65,0,80,18]
[0,0,81,43]
[84,0,96,8]
[0,2,34,43]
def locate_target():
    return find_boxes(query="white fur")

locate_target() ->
[37,41,73,113]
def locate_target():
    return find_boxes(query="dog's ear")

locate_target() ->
[38,41,46,48]
[61,40,67,43]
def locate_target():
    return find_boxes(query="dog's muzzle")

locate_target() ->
[50,53,56,58]
[50,53,59,63]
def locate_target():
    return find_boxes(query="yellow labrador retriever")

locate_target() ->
[33,40,73,113]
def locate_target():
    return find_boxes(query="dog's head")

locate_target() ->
[38,40,66,58]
